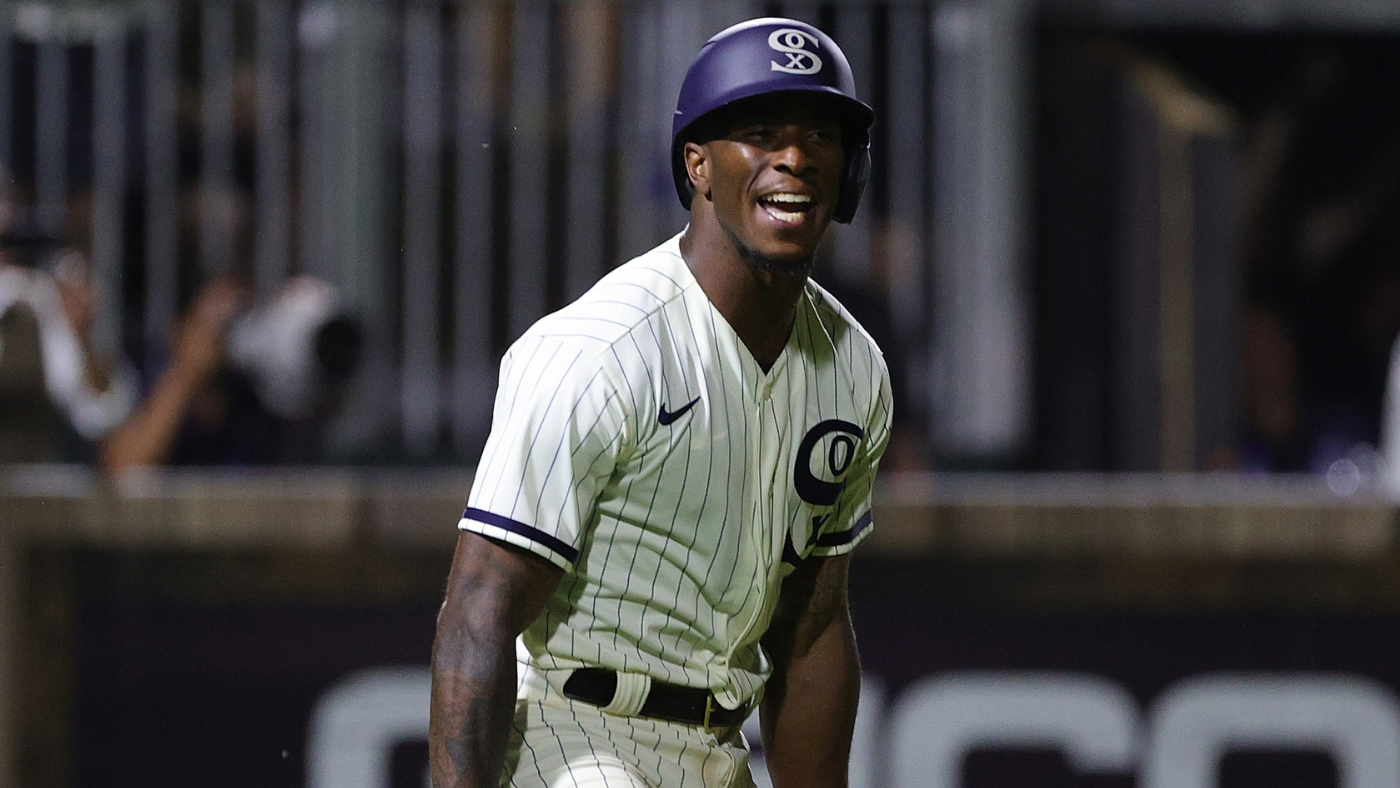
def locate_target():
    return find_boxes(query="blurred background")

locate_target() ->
[5,0,1400,786]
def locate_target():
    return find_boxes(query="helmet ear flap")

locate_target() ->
[834,140,870,225]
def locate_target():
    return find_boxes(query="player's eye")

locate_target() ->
[735,125,776,144]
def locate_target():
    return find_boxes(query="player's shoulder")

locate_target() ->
[802,280,893,433]
[521,234,691,354]
[802,278,888,368]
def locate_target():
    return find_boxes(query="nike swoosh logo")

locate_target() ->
[658,396,701,426]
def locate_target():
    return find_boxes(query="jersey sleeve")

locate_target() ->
[461,335,629,570]
[811,355,893,557]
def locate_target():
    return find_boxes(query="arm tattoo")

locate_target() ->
[430,536,561,788]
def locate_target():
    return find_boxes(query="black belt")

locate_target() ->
[562,668,750,728]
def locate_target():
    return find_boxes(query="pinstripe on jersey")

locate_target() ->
[461,232,893,712]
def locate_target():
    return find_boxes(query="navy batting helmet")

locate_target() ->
[671,18,874,224]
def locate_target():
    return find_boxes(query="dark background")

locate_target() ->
[36,548,1400,788]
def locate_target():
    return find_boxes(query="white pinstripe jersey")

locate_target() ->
[461,232,892,711]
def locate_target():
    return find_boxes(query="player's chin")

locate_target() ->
[742,240,819,276]
[761,239,817,264]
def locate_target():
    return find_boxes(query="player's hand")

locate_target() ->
[171,277,248,381]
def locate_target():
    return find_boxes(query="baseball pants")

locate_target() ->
[503,665,756,788]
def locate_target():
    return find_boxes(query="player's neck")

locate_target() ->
[680,221,806,371]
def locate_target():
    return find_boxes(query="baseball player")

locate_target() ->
[430,18,892,788]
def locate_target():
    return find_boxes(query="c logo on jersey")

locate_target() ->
[768,28,823,75]
[794,419,865,506]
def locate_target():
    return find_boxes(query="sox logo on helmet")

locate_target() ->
[671,17,875,224]
[769,28,823,74]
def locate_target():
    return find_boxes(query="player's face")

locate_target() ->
[698,95,846,269]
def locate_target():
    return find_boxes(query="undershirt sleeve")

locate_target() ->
[460,335,628,570]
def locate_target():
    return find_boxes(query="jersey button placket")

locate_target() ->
[730,376,782,673]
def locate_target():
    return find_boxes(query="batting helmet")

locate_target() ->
[671,18,874,224]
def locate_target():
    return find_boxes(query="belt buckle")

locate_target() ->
[703,694,713,729]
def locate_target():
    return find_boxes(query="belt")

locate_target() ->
[562,668,750,728]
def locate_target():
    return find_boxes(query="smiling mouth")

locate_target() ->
[757,192,815,224]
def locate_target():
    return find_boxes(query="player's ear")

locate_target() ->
[683,141,712,200]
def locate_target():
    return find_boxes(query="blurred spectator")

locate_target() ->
[100,174,360,473]
[100,274,361,472]
[1235,302,1376,474]
[100,276,257,470]
[1184,42,1400,474]
[0,172,138,462]
[1236,304,1308,471]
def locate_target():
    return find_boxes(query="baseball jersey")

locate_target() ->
[461,232,892,711]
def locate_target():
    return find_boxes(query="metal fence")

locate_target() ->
[0,0,1033,463]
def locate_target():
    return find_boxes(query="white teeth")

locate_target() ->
[760,192,811,222]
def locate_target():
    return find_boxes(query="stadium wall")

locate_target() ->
[3,468,1400,787]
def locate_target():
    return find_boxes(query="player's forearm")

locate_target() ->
[429,613,518,788]
[430,533,564,788]
[760,609,861,788]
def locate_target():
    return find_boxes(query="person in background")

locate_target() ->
[100,271,361,472]
[0,169,137,462]
[99,275,273,471]
[101,179,360,473]
[1236,303,1309,471]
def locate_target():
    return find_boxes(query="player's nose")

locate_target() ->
[770,138,817,179]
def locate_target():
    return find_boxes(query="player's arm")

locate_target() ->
[759,353,890,787]
[759,552,860,788]
[430,530,563,788]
